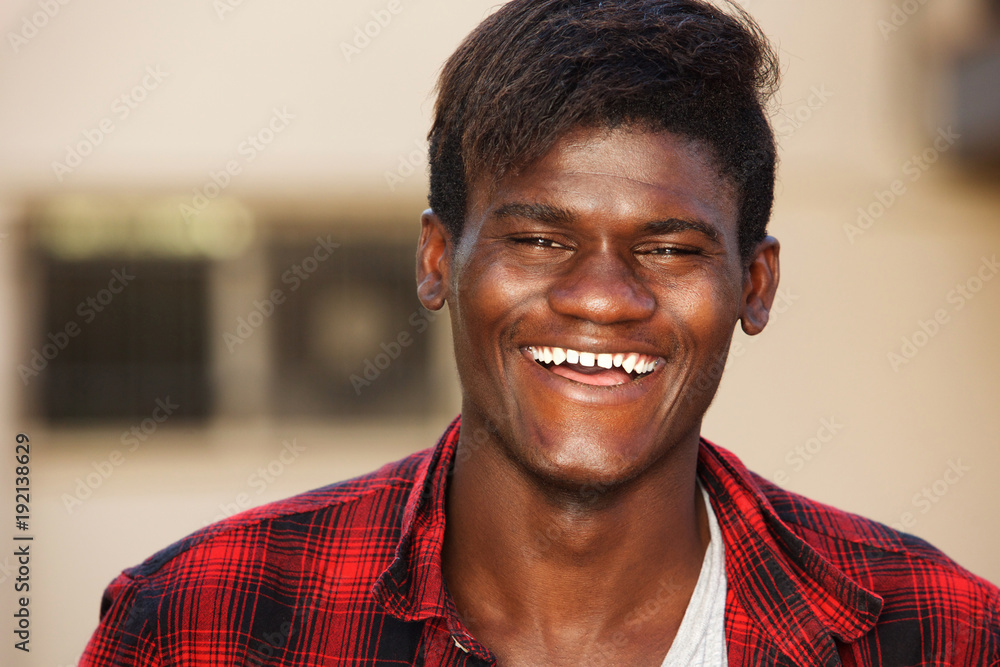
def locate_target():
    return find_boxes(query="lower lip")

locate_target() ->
[519,348,662,406]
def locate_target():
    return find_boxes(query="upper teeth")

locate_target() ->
[528,346,658,374]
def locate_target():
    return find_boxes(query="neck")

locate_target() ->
[442,416,710,651]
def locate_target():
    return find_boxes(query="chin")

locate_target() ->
[505,417,667,499]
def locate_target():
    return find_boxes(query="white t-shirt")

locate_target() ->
[660,483,728,666]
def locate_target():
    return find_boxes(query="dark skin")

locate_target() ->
[417,125,780,666]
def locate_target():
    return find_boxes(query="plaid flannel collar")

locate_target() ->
[697,439,883,662]
[373,417,883,663]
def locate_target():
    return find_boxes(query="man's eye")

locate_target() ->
[643,246,697,256]
[513,237,568,249]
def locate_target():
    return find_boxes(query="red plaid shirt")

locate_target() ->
[82,417,1000,666]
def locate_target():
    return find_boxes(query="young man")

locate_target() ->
[82,1,999,665]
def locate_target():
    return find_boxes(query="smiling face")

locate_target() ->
[417,125,779,492]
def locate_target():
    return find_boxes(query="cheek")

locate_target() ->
[455,251,542,340]
[449,263,528,394]
[660,277,741,351]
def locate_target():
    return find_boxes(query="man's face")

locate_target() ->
[417,125,778,492]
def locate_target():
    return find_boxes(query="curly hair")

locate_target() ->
[427,0,780,261]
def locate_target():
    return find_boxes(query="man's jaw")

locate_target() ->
[525,345,660,387]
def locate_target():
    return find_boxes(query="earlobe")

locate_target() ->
[416,209,452,311]
[739,236,780,335]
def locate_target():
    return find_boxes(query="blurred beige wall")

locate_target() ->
[0,0,998,665]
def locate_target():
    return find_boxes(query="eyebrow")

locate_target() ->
[642,218,720,244]
[491,202,574,226]
[491,201,721,244]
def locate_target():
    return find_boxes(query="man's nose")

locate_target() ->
[547,249,656,324]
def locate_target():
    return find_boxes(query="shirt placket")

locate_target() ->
[418,616,498,666]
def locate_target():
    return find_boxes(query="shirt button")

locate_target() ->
[453,636,470,653]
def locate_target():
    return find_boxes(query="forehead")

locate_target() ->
[468,126,740,237]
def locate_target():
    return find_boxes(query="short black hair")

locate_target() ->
[428,0,780,261]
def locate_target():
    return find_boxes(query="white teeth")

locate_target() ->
[530,346,658,375]
[622,354,638,374]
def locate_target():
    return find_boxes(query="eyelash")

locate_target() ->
[512,236,569,249]
[642,246,698,256]
[510,236,701,257]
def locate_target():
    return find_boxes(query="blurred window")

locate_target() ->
[39,257,210,422]
[270,238,434,417]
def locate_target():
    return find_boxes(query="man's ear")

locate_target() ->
[416,209,452,311]
[739,236,780,335]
